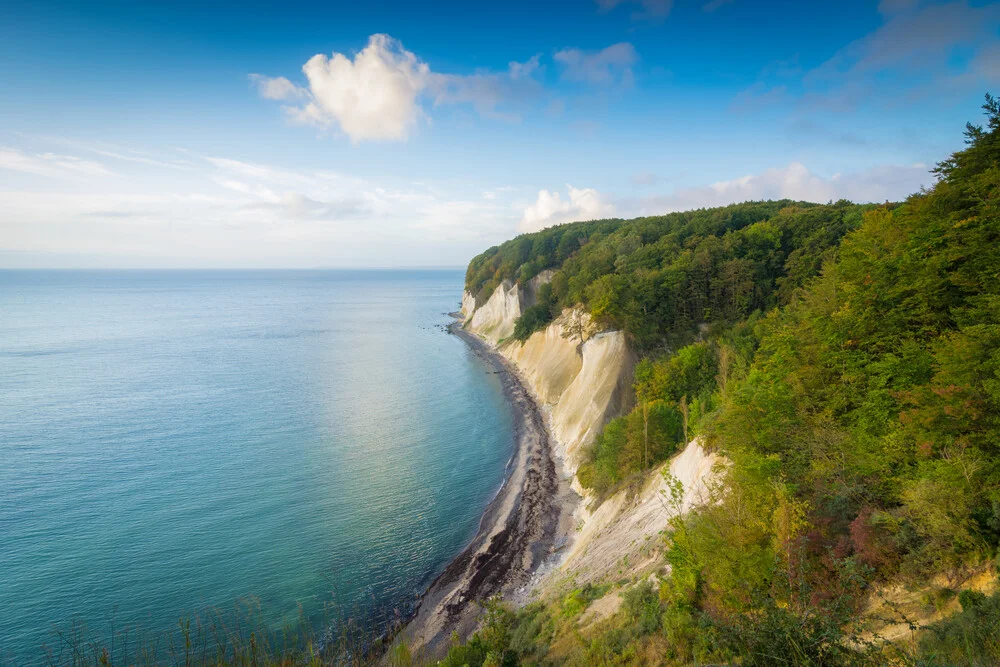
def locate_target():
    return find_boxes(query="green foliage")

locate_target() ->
[621,585,661,635]
[915,589,1000,665]
[512,304,553,341]
[578,401,683,496]
[467,94,1000,666]
[439,597,518,667]
[466,199,871,350]
[512,283,557,342]
[580,340,727,496]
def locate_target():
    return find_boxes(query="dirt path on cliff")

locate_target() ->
[398,322,575,659]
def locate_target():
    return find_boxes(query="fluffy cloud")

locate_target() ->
[519,185,615,232]
[290,34,429,142]
[554,43,638,86]
[625,162,933,216]
[252,35,542,142]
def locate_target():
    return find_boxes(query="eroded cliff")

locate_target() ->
[460,280,717,591]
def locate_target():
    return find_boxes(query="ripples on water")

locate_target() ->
[0,270,514,663]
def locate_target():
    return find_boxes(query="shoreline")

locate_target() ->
[398,318,575,658]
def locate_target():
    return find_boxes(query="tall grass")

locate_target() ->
[5,596,407,667]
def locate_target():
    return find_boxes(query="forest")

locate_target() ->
[453,95,1000,665]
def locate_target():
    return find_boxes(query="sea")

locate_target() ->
[0,269,514,663]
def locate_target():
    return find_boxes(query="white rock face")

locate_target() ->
[498,309,584,405]
[560,439,720,584]
[467,281,522,343]
[460,292,476,320]
[466,287,634,472]
[550,330,634,470]
[459,276,719,592]
[494,307,633,471]
[523,269,555,308]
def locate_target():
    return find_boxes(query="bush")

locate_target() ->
[916,589,1000,665]
[512,303,553,341]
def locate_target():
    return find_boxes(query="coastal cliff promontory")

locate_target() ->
[428,112,1000,661]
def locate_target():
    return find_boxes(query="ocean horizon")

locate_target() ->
[0,269,514,663]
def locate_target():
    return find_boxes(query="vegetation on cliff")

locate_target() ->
[458,94,1000,665]
[466,198,875,350]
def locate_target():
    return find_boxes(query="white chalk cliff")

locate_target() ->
[460,277,718,587]
[463,279,633,472]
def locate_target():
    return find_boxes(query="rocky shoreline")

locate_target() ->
[397,320,575,659]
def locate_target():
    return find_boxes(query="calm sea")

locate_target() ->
[0,270,514,663]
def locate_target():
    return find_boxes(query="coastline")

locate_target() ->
[398,318,576,658]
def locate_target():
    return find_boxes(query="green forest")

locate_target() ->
[451,95,1000,665]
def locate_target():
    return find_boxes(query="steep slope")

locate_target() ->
[560,439,720,585]
[460,280,718,593]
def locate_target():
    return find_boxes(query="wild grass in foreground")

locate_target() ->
[4,597,405,667]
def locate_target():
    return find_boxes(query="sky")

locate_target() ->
[1,0,998,268]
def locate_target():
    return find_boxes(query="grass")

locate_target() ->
[4,596,404,667]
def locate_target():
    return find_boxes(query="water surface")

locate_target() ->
[0,270,513,663]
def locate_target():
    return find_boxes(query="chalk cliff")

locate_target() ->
[463,282,634,472]
[460,279,717,591]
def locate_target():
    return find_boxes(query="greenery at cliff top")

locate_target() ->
[466,196,877,349]
[452,94,1000,666]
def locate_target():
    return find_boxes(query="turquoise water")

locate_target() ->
[0,270,514,663]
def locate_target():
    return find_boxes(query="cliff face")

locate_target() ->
[467,281,521,343]
[464,282,634,472]
[560,439,719,584]
[461,280,717,590]
[465,271,556,344]
[460,291,476,320]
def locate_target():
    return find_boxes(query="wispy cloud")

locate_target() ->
[734,1,1000,113]
[0,138,529,267]
[621,161,933,216]
[595,0,674,21]
[554,43,638,87]
[0,148,115,179]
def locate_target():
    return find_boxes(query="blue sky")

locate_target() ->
[1,0,997,268]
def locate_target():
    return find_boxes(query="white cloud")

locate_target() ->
[248,74,307,101]
[290,34,430,142]
[0,139,526,267]
[519,185,615,232]
[0,148,114,179]
[509,54,542,80]
[254,34,542,142]
[555,43,638,86]
[624,162,933,216]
